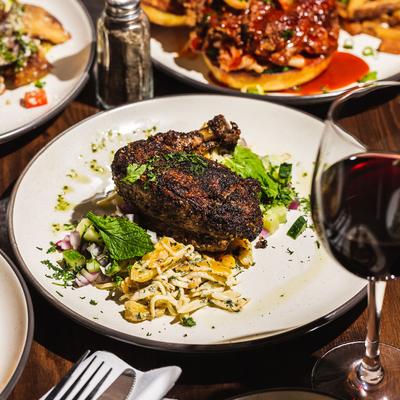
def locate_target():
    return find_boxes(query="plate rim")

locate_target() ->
[151,51,400,105]
[0,0,96,145]
[7,93,366,352]
[224,387,342,400]
[0,249,34,399]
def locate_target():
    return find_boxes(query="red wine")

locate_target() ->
[314,153,400,280]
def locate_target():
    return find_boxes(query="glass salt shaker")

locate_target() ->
[96,0,153,109]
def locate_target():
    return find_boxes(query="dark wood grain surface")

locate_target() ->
[1,1,400,399]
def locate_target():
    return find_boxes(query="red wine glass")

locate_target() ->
[311,81,400,399]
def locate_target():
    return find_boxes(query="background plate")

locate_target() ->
[0,250,33,399]
[0,0,95,144]
[151,27,400,105]
[9,95,366,351]
[226,388,340,400]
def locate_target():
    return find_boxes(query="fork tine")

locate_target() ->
[45,350,91,400]
[70,361,105,400]
[84,367,113,400]
[58,356,98,400]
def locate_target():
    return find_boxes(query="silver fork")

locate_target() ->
[45,351,113,400]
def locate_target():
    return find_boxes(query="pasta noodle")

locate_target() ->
[119,237,253,323]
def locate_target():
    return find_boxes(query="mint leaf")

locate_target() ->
[87,212,154,260]
[122,163,147,184]
[224,145,279,199]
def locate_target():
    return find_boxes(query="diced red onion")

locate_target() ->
[56,235,72,250]
[69,231,81,250]
[289,199,300,210]
[87,243,102,258]
[75,268,100,287]
[260,228,269,239]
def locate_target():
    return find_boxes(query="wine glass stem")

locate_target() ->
[354,281,387,388]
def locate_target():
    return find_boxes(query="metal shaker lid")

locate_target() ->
[105,0,140,19]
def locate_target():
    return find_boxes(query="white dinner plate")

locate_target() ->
[226,388,340,400]
[9,95,366,351]
[0,249,33,398]
[151,26,400,105]
[0,0,95,144]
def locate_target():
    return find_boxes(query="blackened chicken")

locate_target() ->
[112,115,263,252]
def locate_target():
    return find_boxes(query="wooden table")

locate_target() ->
[1,2,400,399]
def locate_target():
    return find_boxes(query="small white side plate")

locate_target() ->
[0,250,33,398]
[0,0,95,144]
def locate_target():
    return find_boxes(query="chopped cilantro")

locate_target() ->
[46,242,57,254]
[181,317,196,327]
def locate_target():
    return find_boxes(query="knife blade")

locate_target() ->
[98,368,136,400]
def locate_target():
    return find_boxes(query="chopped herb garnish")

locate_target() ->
[41,259,75,287]
[36,246,43,251]
[358,71,377,83]
[34,79,46,89]
[286,248,294,255]
[281,29,294,40]
[47,242,57,253]
[343,39,353,49]
[181,317,196,327]
[89,299,98,306]
[122,163,147,184]
[56,291,64,297]
[362,46,375,56]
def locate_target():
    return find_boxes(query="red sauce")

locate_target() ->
[285,52,369,95]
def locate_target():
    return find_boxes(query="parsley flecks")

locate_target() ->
[34,79,46,89]
[89,299,98,305]
[41,259,75,287]
[123,152,208,187]
[87,212,154,260]
[281,29,294,40]
[122,163,147,184]
[181,317,196,327]
[47,242,57,254]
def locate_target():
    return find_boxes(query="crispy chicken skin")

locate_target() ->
[22,4,71,45]
[112,115,263,252]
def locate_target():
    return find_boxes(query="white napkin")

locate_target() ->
[40,351,181,400]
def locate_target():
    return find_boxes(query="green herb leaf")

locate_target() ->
[87,212,154,260]
[278,163,292,180]
[123,163,147,184]
[181,317,196,327]
[224,145,279,199]
[34,79,46,89]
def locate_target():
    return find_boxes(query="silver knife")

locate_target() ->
[98,369,136,400]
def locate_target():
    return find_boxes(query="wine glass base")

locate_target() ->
[312,341,400,399]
